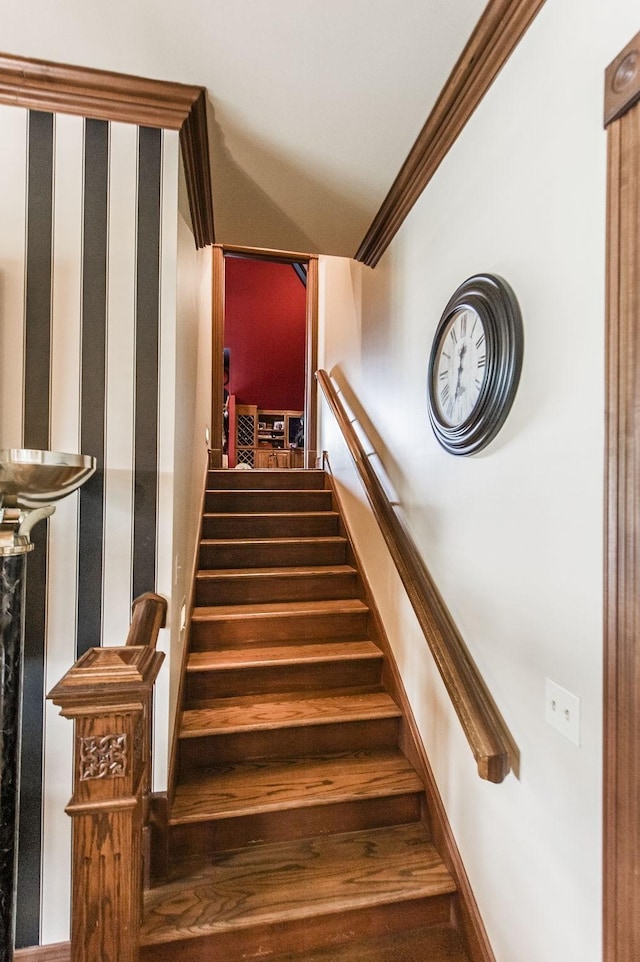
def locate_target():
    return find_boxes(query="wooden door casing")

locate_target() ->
[603,29,640,962]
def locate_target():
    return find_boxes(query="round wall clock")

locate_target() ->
[427,274,523,456]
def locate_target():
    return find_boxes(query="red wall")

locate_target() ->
[224,257,306,411]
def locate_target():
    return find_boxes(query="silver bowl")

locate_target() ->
[0,449,96,507]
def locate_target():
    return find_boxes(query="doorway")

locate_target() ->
[210,245,319,470]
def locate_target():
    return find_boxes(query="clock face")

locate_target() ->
[433,307,487,427]
[427,274,523,456]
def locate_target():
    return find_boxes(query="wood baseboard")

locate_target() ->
[149,790,170,885]
[325,464,495,962]
[15,944,70,962]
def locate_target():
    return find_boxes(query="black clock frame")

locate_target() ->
[427,273,523,456]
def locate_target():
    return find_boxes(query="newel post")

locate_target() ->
[48,644,164,962]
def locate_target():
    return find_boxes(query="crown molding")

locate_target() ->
[179,88,215,248]
[0,52,214,247]
[0,52,203,128]
[355,0,546,267]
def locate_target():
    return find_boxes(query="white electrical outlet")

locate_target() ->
[545,678,581,746]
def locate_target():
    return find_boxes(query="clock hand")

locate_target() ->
[453,344,467,401]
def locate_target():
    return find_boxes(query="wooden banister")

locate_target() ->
[48,594,167,962]
[317,370,513,783]
[125,591,167,649]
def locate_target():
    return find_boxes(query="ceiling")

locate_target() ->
[4,0,487,256]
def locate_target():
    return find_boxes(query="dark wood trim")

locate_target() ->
[180,90,215,248]
[14,944,70,962]
[604,30,640,126]
[324,463,495,962]
[317,370,515,783]
[305,257,319,468]
[0,51,214,248]
[603,58,640,962]
[210,245,226,469]
[220,243,314,262]
[355,0,546,267]
[0,51,201,128]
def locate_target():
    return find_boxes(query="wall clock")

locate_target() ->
[427,273,523,456]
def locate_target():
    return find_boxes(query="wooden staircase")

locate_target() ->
[140,468,472,962]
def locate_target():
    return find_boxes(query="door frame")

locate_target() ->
[603,29,640,962]
[210,243,319,469]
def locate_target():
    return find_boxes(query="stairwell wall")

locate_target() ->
[170,182,213,757]
[318,1,637,960]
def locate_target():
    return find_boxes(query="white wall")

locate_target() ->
[318,2,639,960]
[169,187,212,757]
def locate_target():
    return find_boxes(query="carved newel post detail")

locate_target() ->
[48,644,164,962]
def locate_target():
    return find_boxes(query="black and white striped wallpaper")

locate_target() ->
[0,105,179,947]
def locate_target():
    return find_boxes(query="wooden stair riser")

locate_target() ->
[208,470,327,491]
[191,608,369,650]
[168,792,423,861]
[200,924,471,962]
[178,717,402,770]
[196,568,358,606]
[202,512,340,540]
[205,490,333,514]
[186,657,383,702]
[199,538,347,569]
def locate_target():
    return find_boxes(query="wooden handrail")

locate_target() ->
[124,591,167,890]
[317,370,513,783]
[125,591,167,649]
[48,593,166,962]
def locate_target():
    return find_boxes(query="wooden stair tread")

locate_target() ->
[170,749,423,824]
[187,640,382,671]
[262,924,470,962]
[197,563,356,580]
[180,689,401,737]
[140,823,456,946]
[192,598,368,621]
